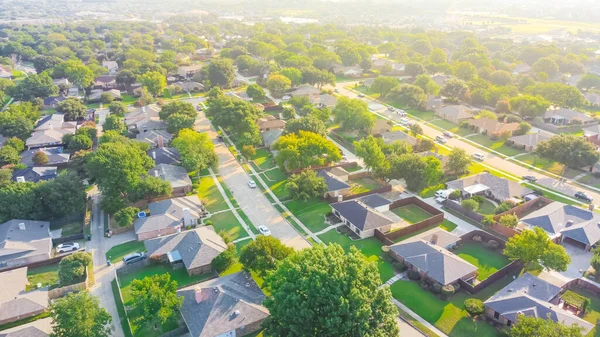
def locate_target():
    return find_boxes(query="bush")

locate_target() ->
[473,235,482,242]
[461,199,479,212]
[204,220,213,226]
[113,207,139,228]
[471,195,485,205]
[58,252,92,285]
[407,269,421,281]
[464,298,485,317]
[420,281,429,289]
[393,261,407,272]
[430,283,443,294]
[486,240,500,250]
[211,244,237,273]
[441,284,455,296]
[494,201,513,214]
[449,190,462,200]
[218,230,233,244]
[591,254,600,272]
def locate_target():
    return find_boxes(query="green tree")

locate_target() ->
[354,136,388,173]
[172,129,218,175]
[206,58,235,88]
[0,146,20,166]
[464,298,485,317]
[490,70,513,86]
[441,78,470,102]
[102,114,127,134]
[286,170,328,201]
[453,62,478,81]
[246,84,266,100]
[138,71,166,96]
[159,101,196,120]
[116,69,137,93]
[166,113,195,134]
[132,175,172,203]
[504,227,571,272]
[36,173,87,219]
[333,96,375,132]
[114,207,140,227]
[274,131,342,170]
[461,199,479,212]
[0,169,11,186]
[509,315,583,337]
[536,134,600,169]
[525,82,585,108]
[0,102,40,139]
[446,148,471,174]
[409,123,423,136]
[130,274,183,328]
[49,292,112,337]
[205,95,262,146]
[515,122,532,136]
[499,214,519,228]
[577,74,600,90]
[532,57,559,77]
[62,60,95,88]
[7,72,58,101]
[241,145,256,159]
[371,76,398,98]
[405,62,426,77]
[32,150,49,165]
[266,74,292,97]
[57,97,87,120]
[108,101,127,116]
[240,235,294,276]
[33,55,63,73]
[99,92,115,104]
[414,74,440,95]
[4,137,24,152]
[389,84,427,110]
[280,68,303,87]
[211,244,237,273]
[284,115,326,136]
[509,95,550,118]
[58,252,92,285]
[263,244,399,337]
[66,134,93,152]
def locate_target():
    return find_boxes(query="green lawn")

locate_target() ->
[286,198,331,233]
[260,167,289,200]
[392,205,432,224]
[111,279,133,337]
[517,153,582,179]
[569,288,600,337]
[466,134,524,157]
[106,241,146,264]
[420,183,445,198]
[318,230,395,282]
[196,176,228,213]
[121,94,137,105]
[252,149,277,170]
[429,119,469,136]
[351,177,382,193]
[477,200,497,215]
[26,264,59,291]
[208,210,249,241]
[52,220,83,236]
[403,109,437,121]
[454,242,510,281]
[441,219,458,232]
[578,174,600,189]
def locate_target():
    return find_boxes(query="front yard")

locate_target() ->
[106,241,146,264]
[260,167,290,200]
[517,153,582,179]
[286,198,331,233]
[195,175,228,213]
[453,242,510,281]
[392,205,433,224]
[208,211,249,241]
[465,134,524,157]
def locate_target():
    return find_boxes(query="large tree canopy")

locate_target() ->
[333,96,375,133]
[535,134,600,169]
[504,227,571,272]
[205,94,262,146]
[240,235,294,276]
[274,131,341,170]
[509,316,584,337]
[171,129,218,175]
[263,244,399,337]
[50,292,112,337]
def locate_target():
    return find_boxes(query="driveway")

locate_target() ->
[194,110,310,250]
[555,242,592,280]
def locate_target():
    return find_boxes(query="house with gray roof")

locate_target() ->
[389,237,477,286]
[317,170,351,199]
[136,130,173,148]
[0,220,52,270]
[331,199,395,238]
[512,63,531,75]
[380,131,417,146]
[145,226,227,276]
[149,164,192,196]
[435,105,473,124]
[26,114,76,150]
[583,124,600,137]
[178,272,269,337]
[12,167,57,183]
[508,132,552,152]
[125,104,164,132]
[134,196,205,241]
[261,129,283,149]
[0,267,49,325]
[0,326,49,337]
[484,273,593,334]
[358,193,392,212]
[147,147,181,165]
[20,148,70,167]
[446,173,533,203]
[543,108,595,126]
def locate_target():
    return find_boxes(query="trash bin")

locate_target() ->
[87,235,91,241]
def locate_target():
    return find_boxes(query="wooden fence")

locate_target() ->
[0,248,86,273]
[287,161,360,175]
[564,277,600,296]
[48,267,90,299]
[494,196,553,221]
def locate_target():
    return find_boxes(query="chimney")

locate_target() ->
[182,208,193,226]
[429,233,439,245]
[18,223,26,231]
[231,310,240,319]
[566,220,574,227]
[194,287,204,304]
[157,135,164,148]
[153,170,159,178]
[16,176,25,183]
[152,151,156,159]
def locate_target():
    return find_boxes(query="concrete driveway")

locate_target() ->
[556,242,592,280]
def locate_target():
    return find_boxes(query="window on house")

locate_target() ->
[494,312,500,319]
[507,320,512,327]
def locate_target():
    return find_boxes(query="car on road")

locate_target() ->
[123,252,146,265]
[196,104,203,111]
[397,110,407,116]
[435,135,447,144]
[471,153,485,161]
[281,95,291,100]
[443,131,454,138]
[248,180,257,188]
[435,197,446,204]
[522,175,537,183]
[575,191,593,203]
[434,189,454,199]
[56,242,80,253]
[334,89,340,93]
[399,117,410,125]
[358,93,365,98]
[258,226,272,236]
[388,106,395,112]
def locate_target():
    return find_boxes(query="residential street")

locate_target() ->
[335,82,600,205]
[192,101,311,250]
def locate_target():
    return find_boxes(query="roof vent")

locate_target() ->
[232,310,240,318]
[18,223,26,231]
[16,176,25,183]
[507,288,514,292]
[246,282,250,287]
[152,151,156,159]
[566,220,574,227]
[213,287,219,293]
[532,283,536,287]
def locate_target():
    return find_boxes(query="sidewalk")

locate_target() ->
[421,197,480,236]
[392,299,448,337]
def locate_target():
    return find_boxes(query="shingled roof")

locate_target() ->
[331,200,394,231]
[317,170,350,192]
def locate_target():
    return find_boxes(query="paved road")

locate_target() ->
[193,106,311,250]
[335,82,600,205]
[398,318,425,337]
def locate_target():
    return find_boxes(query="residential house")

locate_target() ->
[379,131,418,146]
[543,108,595,126]
[144,226,227,275]
[355,193,392,212]
[41,96,67,109]
[585,93,600,107]
[136,130,173,148]
[512,63,532,75]
[194,48,214,60]
[466,118,520,137]
[446,172,533,203]
[389,233,477,287]
[431,74,451,86]
[363,78,375,89]
[177,81,205,92]
[21,148,70,167]
[317,170,351,199]
[147,147,181,165]
[0,68,11,79]
[426,96,443,111]
[508,132,552,152]
[87,89,121,102]
[343,68,363,77]
[331,197,395,238]
[435,105,473,124]
[583,124,600,137]
[0,268,49,325]
[102,60,119,75]
[261,129,283,149]
[370,120,392,135]
[125,104,165,132]
[289,85,321,99]
[12,167,57,183]
[149,164,192,196]
[311,94,337,109]
[0,326,49,337]
[134,196,205,241]
[586,133,600,149]
[0,220,52,270]
[177,65,204,78]
[93,75,117,89]
[372,58,392,70]
[26,114,77,149]
[484,273,593,334]
[178,272,269,337]
[257,116,286,132]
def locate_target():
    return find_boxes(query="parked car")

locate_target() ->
[399,117,410,125]
[258,226,271,236]
[56,242,80,253]
[471,153,485,161]
[388,106,395,112]
[435,197,446,204]
[123,252,146,265]
[434,189,454,199]
[248,180,257,188]
[575,191,593,203]
[397,110,407,116]
[522,175,537,183]
[196,104,203,111]
[443,131,454,138]
[435,135,447,144]
[334,89,340,93]
[281,95,291,100]
[358,93,365,98]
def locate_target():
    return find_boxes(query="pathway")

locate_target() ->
[392,299,448,337]
[422,197,480,236]
[313,222,345,236]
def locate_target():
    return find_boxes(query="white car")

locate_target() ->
[435,135,447,144]
[388,106,395,112]
[397,110,407,116]
[443,131,454,138]
[399,117,410,125]
[281,95,291,100]
[56,242,80,253]
[471,153,485,161]
[258,226,271,236]
[248,180,257,188]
